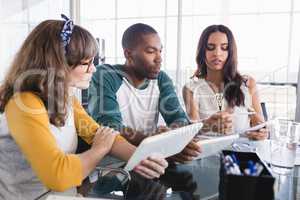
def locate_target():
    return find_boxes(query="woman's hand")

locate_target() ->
[78,126,119,179]
[202,111,233,134]
[246,128,268,140]
[91,126,119,154]
[133,156,168,179]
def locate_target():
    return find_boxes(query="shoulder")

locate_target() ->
[242,75,257,90]
[184,77,204,91]
[157,70,171,81]
[7,92,45,110]
[91,64,123,90]
[93,64,124,81]
[5,92,47,115]
[157,70,173,88]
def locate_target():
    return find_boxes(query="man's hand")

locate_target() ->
[168,140,201,163]
[121,126,171,146]
[154,125,171,135]
[202,111,233,134]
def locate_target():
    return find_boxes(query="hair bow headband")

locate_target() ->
[60,14,74,53]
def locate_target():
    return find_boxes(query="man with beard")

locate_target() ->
[88,23,232,163]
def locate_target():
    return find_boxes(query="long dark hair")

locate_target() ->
[0,20,98,126]
[194,24,245,108]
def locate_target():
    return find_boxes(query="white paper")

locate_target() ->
[238,122,268,135]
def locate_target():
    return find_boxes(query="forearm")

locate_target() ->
[110,138,136,161]
[119,127,147,146]
[169,120,190,129]
[77,148,108,179]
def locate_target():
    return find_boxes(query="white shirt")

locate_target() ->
[185,78,252,133]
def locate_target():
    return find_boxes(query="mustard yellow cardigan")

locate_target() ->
[5,92,124,191]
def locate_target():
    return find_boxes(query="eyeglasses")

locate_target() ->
[79,57,94,73]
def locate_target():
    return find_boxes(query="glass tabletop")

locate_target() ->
[82,156,220,200]
[81,138,300,200]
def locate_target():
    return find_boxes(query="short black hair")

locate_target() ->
[121,23,157,49]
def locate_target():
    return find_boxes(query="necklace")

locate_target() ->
[215,92,223,111]
[206,80,224,111]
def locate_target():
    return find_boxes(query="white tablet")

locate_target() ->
[238,122,268,135]
[124,122,203,171]
[194,134,239,159]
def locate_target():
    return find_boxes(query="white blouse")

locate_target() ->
[185,78,252,133]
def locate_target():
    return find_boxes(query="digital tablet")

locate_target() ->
[194,134,239,159]
[124,122,203,171]
[238,122,268,135]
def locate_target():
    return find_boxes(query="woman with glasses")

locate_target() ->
[0,16,167,200]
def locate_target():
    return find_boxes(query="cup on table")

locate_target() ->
[232,107,251,134]
[269,119,300,174]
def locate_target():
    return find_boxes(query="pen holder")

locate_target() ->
[219,150,275,200]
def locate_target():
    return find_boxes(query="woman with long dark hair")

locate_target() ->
[183,24,267,140]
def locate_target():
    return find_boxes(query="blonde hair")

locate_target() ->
[0,20,98,126]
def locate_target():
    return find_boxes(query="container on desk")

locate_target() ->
[219,150,275,200]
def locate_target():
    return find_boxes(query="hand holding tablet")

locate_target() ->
[124,122,203,171]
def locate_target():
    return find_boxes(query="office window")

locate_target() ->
[296,0,300,11]
[81,0,178,74]
[230,14,290,82]
[0,0,69,81]
[117,0,165,18]
[80,0,300,119]
[81,0,115,19]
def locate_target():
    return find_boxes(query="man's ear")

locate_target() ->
[124,48,132,59]
[124,48,134,64]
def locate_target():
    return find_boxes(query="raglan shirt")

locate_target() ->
[0,92,124,200]
[88,64,189,134]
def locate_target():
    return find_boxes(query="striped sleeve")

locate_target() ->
[88,64,124,131]
[157,71,189,125]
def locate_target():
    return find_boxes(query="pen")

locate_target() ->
[254,164,264,176]
[224,155,242,175]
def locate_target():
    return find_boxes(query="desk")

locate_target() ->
[84,139,299,200]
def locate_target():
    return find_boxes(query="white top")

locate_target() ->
[116,78,160,134]
[185,78,252,133]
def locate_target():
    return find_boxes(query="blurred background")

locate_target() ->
[1,0,300,120]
